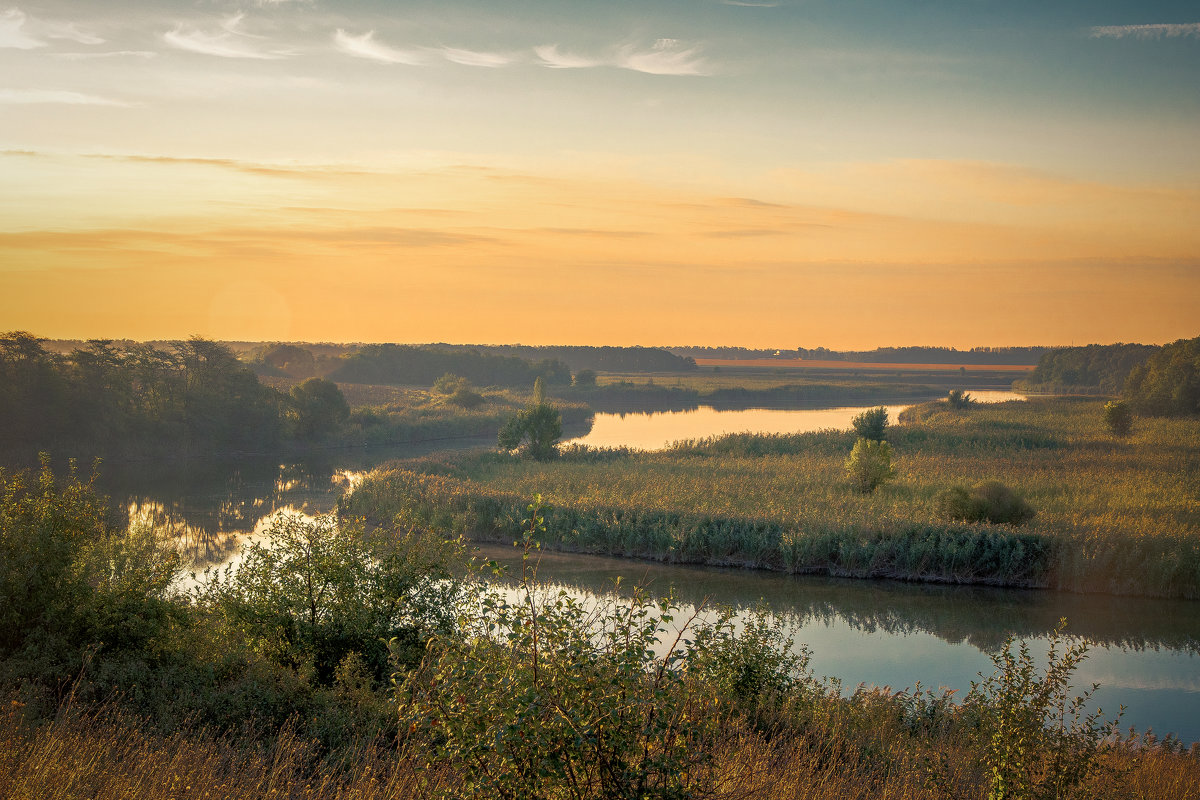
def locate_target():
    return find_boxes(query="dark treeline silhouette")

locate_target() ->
[0,332,284,457]
[1022,343,1159,393]
[1125,336,1200,416]
[328,344,572,387]
[430,344,696,373]
[670,345,1047,364]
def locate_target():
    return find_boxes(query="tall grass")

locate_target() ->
[345,399,1200,597]
[3,689,1196,800]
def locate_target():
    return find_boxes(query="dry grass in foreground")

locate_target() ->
[3,701,1198,800]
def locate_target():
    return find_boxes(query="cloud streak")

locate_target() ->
[1089,23,1200,40]
[437,46,513,68]
[53,50,156,60]
[164,14,292,59]
[535,39,710,75]
[333,29,424,65]
[0,88,134,106]
[0,8,43,48]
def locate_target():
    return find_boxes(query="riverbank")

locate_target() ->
[343,397,1200,598]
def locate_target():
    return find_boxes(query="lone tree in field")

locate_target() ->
[851,407,888,441]
[1103,400,1133,437]
[946,389,975,410]
[498,377,561,460]
[845,438,895,493]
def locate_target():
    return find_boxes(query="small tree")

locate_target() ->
[498,379,562,460]
[1102,400,1132,437]
[851,406,888,441]
[289,377,349,439]
[947,389,976,410]
[845,437,895,493]
[573,368,597,389]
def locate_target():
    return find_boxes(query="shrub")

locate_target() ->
[1102,400,1133,437]
[851,407,888,441]
[939,481,1035,526]
[195,513,466,683]
[844,438,895,494]
[396,498,719,799]
[447,387,485,409]
[497,403,562,460]
[432,373,469,395]
[573,368,597,389]
[947,389,976,410]
[965,621,1122,800]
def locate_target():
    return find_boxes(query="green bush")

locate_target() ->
[965,622,1122,800]
[397,499,719,799]
[939,481,1035,526]
[447,387,485,409]
[947,389,976,410]
[195,513,466,683]
[851,407,888,441]
[1102,400,1132,437]
[844,438,895,494]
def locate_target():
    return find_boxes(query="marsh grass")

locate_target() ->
[345,399,1200,597]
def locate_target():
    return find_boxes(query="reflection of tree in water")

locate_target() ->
[101,454,353,566]
[477,545,1200,655]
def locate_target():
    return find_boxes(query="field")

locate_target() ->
[345,398,1200,598]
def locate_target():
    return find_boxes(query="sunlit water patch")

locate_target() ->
[563,391,1024,450]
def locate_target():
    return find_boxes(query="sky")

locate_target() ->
[2,0,1198,349]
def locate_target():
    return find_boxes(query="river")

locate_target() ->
[90,391,1199,744]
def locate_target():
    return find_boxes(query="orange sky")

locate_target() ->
[3,2,1198,348]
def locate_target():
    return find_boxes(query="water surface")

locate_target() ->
[476,543,1200,744]
[564,390,1022,450]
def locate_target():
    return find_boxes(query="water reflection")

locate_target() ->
[565,391,1024,451]
[475,543,1200,743]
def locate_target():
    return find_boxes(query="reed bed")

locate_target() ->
[345,399,1200,597]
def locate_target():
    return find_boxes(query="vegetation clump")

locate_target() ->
[1102,400,1133,437]
[850,406,888,441]
[939,481,1035,526]
[497,378,562,460]
[947,389,976,409]
[844,437,895,494]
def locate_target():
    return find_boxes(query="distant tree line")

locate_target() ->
[428,344,696,373]
[1017,336,1199,417]
[1022,343,1159,394]
[0,333,353,458]
[328,344,572,387]
[670,345,1047,365]
[1125,337,1200,416]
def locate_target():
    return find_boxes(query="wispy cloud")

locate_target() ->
[721,1,781,7]
[43,21,103,45]
[534,44,605,69]
[437,46,514,68]
[1089,23,1200,40]
[534,39,710,75]
[0,8,43,49]
[333,29,424,65]
[53,50,156,60]
[617,39,709,76]
[164,13,292,60]
[0,88,134,106]
[85,153,374,179]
